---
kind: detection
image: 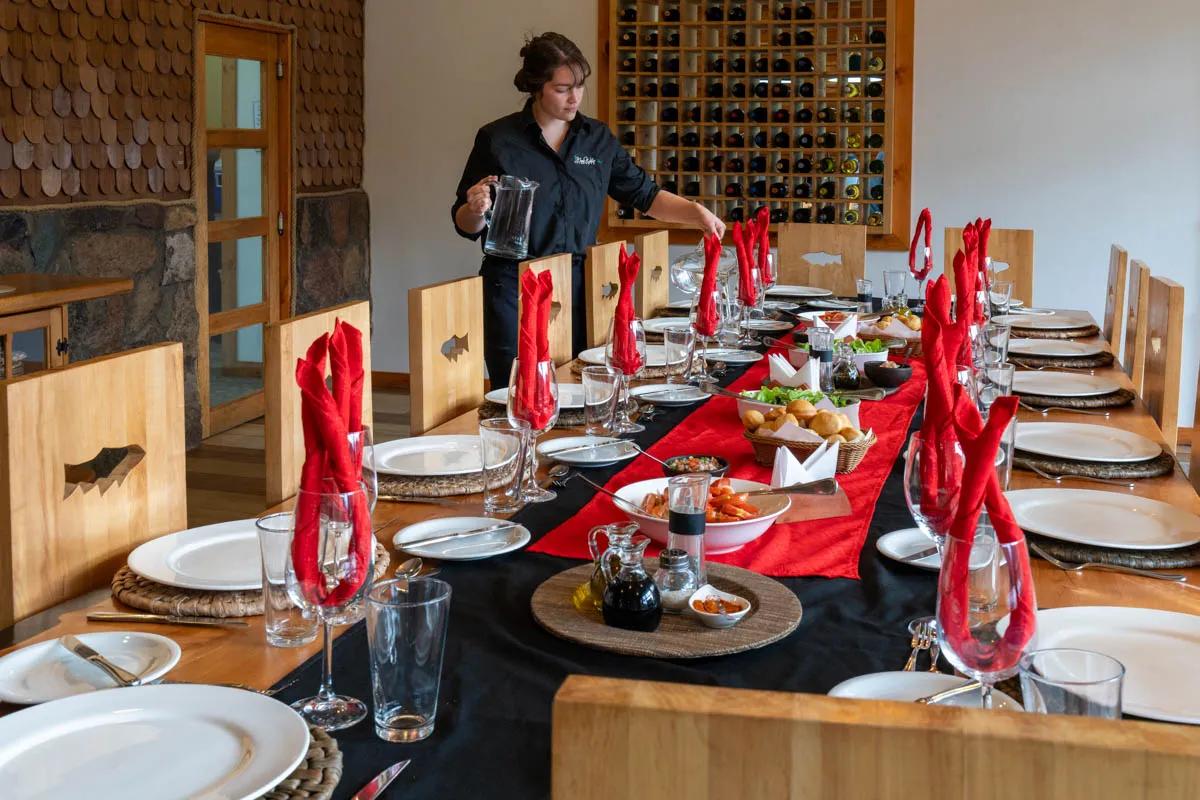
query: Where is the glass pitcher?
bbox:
[600,533,662,632]
[484,175,539,260]
[572,522,640,611]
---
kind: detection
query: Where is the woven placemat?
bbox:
[259,727,343,800]
[1017,388,1135,410]
[531,560,802,659]
[568,354,703,379]
[112,542,392,617]
[379,470,484,497]
[1029,533,1200,570]
[1009,324,1100,340]
[477,400,586,429]
[1014,449,1175,480]
[1009,351,1115,370]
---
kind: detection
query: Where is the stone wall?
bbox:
[295,190,371,315]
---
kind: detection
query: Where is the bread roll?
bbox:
[742,409,765,430]
[826,433,847,444]
[780,413,799,429]
[838,426,863,442]
[809,409,841,437]
[786,398,817,419]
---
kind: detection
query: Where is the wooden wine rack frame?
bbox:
[598,0,913,249]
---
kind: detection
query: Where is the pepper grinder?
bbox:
[808,327,835,393]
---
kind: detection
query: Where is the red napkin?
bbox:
[611,244,643,374]
[917,277,964,521]
[953,223,981,365]
[291,320,372,607]
[908,208,933,281]
[733,221,757,308]
[977,217,992,292]
[517,269,556,429]
[753,206,772,285]
[695,233,721,337]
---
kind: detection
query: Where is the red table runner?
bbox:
[529,354,926,579]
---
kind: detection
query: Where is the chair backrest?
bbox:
[634,230,670,319]
[776,223,865,296]
[1142,275,1185,452]
[519,253,574,365]
[1102,244,1129,357]
[552,675,1200,800]
[265,301,374,505]
[585,241,623,348]
[1123,260,1151,393]
[944,227,1035,304]
[1193,372,1200,496]
[406,278,484,437]
[0,344,187,627]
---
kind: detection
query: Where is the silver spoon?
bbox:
[394,556,423,579]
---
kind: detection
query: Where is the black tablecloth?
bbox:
[272,357,935,800]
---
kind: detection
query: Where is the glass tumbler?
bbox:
[366,578,453,742]
[581,366,621,435]
[257,512,318,647]
[663,326,696,384]
[883,269,908,310]
[479,418,529,514]
[855,277,874,313]
[1020,649,1124,719]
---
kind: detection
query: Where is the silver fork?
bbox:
[1029,541,1187,583]
[1016,363,1095,375]
[1019,400,1110,418]
[1025,462,1136,489]
[902,620,932,671]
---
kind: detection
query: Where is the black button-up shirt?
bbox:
[451,100,660,267]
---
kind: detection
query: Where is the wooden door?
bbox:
[195,20,293,437]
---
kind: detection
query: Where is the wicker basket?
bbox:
[743,429,876,473]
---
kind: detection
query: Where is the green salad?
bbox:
[739,387,852,408]
[849,338,887,354]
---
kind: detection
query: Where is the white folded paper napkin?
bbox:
[768,353,818,388]
[771,439,840,487]
[812,311,858,341]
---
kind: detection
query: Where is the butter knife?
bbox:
[399,523,519,550]
[351,759,411,800]
[59,634,141,686]
[87,611,249,628]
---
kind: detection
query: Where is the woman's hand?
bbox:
[466,175,497,217]
[694,202,726,240]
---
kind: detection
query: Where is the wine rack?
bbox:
[599,0,913,248]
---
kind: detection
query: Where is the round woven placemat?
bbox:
[1009,324,1100,340]
[1029,533,1200,570]
[1014,449,1174,480]
[112,542,392,617]
[568,354,703,379]
[260,727,343,800]
[1009,351,1115,370]
[531,560,802,659]
[379,470,484,497]
[477,400,585,429]
[1016,388,1135,410]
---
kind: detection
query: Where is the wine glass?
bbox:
[689,283,725,385]
[936,514,1037,709]
[506,358,560,503]
[736,266,764,345]
[347,427,377,512]
[990,280,1014,315]
[286,482,375,730]
[604,316,648,434]
[902,432,964,553]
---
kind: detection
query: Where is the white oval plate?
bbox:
[1015,422,1161,463]
[0,632,181,704]
[642,317,693,335]
[763,300,800,311]
[704,348,763,363]
[993,313,1091,330]
[375,434,481,477]
[393,516,530,561]
[745,318,794,331]
[1012,372,1122,398]
[0,684,309,800]
[578,344,670,367]
[828,671,1021,710]
[1008,338,1105,358]
[128,518,262,591]
[875,528,941,572]
[767,284,833,298]
[630,383,708,406]
[1005,488,1200,550]
[485,383,585,410]
[1008,298,1025,308]
[538,435,637,467]
[1036,606,1200,724]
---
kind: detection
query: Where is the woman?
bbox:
[452,32,725,388]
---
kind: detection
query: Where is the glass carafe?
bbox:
[601,533,662,632]
[573,522,640,611]
[484,175,539,259]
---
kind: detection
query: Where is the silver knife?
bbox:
[901,546,940,564]
[546,440,635,458]
[59,634,142,687]
[351,759,411,800]
[87,611,250,628]
[400,523,519,550]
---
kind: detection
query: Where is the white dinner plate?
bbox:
[631,383,708,406]
[745,318,794,331]
[1005,488,1200,550]
[0,684,309,799]
[578,344,671,367]
[1011,372,1122,398]
[703,348,763,363]
[992,313,1090,329]
[485,383,585,410]
[1015,422,1161,463]
[127,518,261,591]
[1008,338,1106,358]
[375,434,481,477]
[665,299,693,310]
[875,528,941,572]
[0,633,181,705]
[641,317,693,335]
[767,284,833,298]
[1008,299,1025,308]
[1036,606,1200,724]
[538,435,638,467]
[828,671,1021,710]
[763,300,800,311]
[393,516,530,561]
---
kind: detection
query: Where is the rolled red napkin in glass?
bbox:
[908,208,933,281]
[733,221,757,308]
[517,269,556,430]
[695,232,721,337]
[953,224,980,364]
[611,244,643,374]
[753,206,772,285]
[917,276,963,517]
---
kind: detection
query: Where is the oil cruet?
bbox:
[572,522,640,612]
[600,533,662,632]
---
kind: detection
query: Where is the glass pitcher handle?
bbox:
[482,176,500,227]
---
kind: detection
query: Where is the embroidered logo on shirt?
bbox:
[573,154,599,166]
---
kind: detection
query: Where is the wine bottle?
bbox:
[871,108,885,123]
[776,4,793,20]
[749,106,768,123]
[843,107,862,123]
[797,106,814,123]
[710,57,725,73]
[753,56,770,73]
[798,81,814,98]
[816,180,835,198]
[867,158,884,174]
[773,131,790,148]
[775,157,790,173]
[817,106,836,123]
[727,157,745,172]
[724,181,744,197]
[620,82,636,97]
[817,133,837,148]
[664,155,678,171]
[665,56,679,72]
[729,30,746,46]
[729,206,746,222]
[729,5,747,21]
[662,180,678,194]
[752,82,769,98]
[868,55,885,72]
[643,82,659,97]
[845,183,861,200]
[621,130,636,146]
[665,132,679,146]
[667,31,681,47]
[869,29,886,44]
[869,184,884,200]
[709,130,724,147]
[706,5,724,21]
[663,8,680,21]
[797,3,815,20]
[683,181,701,196]
[773,58,790,72]
[619,7,637,22]
[661,107,679,122]
[866,133,883,148]
[843,209,861,225]
[796,29,815,46]
[845,133,862,148]
[730,56,747,73]
[769,181,788,198]
[776,31,792,46]
[843,82,861,98]
[706,155,724,172]
[748,180,767,198]
[772,108,790,123]
[619,30,637,47]
[708,105,723,123]
[706,82,724,98]
[682,156,700,171]
[749,155,767,172]
[771,83,790,98]
[865,81,883,98]
[685,105,700,123]
[770,208,788,223]
[796,132,813,149]
[731,82,747,98]
[848,52,862,71]
[793,206,813,223]
[617,205,635,219]
[682,131,701,147]
[793,180,812,198]
[867,212,883,226]
[752,131,767,148]
[643,57,659,72]
[817,205,836,224]
[727,108,745,123]
[794,156,812,173]
[662,82,680,97]
[620,107,636,122]
[726,132,745,148]
[644,31,659,46]
[795,56,814,72]
[620,56,636,72]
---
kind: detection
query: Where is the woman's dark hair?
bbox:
[513,33,591,96]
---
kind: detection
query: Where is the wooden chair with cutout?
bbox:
[519,253,574,365]
[634,231,670,319]
[1142,275,1184,452]
[944,227,1035,305]
[1123,260,1151,394]
[406,279,484,438]
[776,223,866,296]
[1102,244,1128,359]
[585,241,624,348]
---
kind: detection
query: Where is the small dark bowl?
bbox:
[661,454,730,478]
[865,360,913,388]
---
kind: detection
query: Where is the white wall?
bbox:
[366,0,1199,421]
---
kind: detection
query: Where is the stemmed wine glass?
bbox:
[902,432,965,553]
[736,265,764,346]
[689,281,725,385]
[286,482,375,730]
[506,358,560,503]
[346,426,377,512]
[604,316,648,434]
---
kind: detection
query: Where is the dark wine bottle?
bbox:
[795,56,814,72]
[797,3,815,20]
[705,5,724,21]
[727,157,745,172]
[620,107,636,121]
[683,180,701,196]
[818,157,836,174]
[727,108,745,123]
[793,206,813,223]
[748,180,767,197]
[796,29,815,46]
[773,58,790,72]
[752,82,769,98]
[729,206,746,222]
[706,155,724,171]
[619,30,637,47]
[817,132,837,148]
[685,105,700,122]
[871,108,885,123]
[708,131,723,147]
[769,181,787,198]
[845,183,862,200]
[868,55,885,72]
[619,7,637,22]
[664,156,678,171]
[667,31,680,47]
[797,81,813,98]
[772,131,790,148]
[817,180,835,198]
[642,57,658,72]
[727,132,745,148]
[764,208,783,223]
[793,180,812,198]
[729,5,747,21]
[644,31,659,46]
[730,56,747,73]
[817,204,836,224]
[777,31,792,46]
[664,132,679,146]
[847,52,862,71]
[620,82,636,97]
[776,157,790,173]
[665,57,679,72]
[749,155,767,172]
[682,131,701,147]
[776,4,793,20]
[724,181,743,197]
[662,180,678,194]
[731,82,747,98]
[794,156,812,173]
[661,106,679,122]
[682,156,700,171]
[797,106,814,123]
[869,29,886,44]
[710,57,725,73]
[617,204,635,218]
[729,30,746,46]
[749,106,768,123]
[707,105,723,123]
[796,132,813,149]
[619,56,636,72]
[621,130,636,146]
[643,82,658,97]
[869,184,884,200]
[865,81,883,98]
[772,108,790,123]
[706,82,723,98]
[663,8,680,21]
[771,83,790,98]
[753,56,769,73]
[843,107,862,123]
[866,133,884,148]
[662,82,680,97]
[867,159,884,174]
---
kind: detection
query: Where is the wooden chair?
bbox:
[634,230,670,319]
[0,344,187,627]
[1123,260,1151,394]
[553,676,1200,800]
[944,227,1035,305]
[585,241,623,348]
[264,301,374,505]
[1102,244,1128,358]
[1142,276,1185,452]
[406,278,484,437]
[776,223,865,296]
[1193,372,1200,495]
[519,253,574,365]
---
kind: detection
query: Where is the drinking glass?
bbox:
[902,432,964,552]
[718,272,741,346]
[604,316,648,434]
[479,418,528,514]
[257,512,318,647]
[855,277,874,313]
[883,269,908,311]
[990,280,1014,315]
[663,326,696,384]
[285,484,375,730]
[936,516,1037,710]
[762,251,777,292]
[690,282,725,384]
[1019,649,1125,719]
[975,362,1015,415]
[975,323,1011,368]
[581,366,621,435]
[347,427,377,512]
[955,364,980,408]
[506,358,560,503]
[366,578,453,742]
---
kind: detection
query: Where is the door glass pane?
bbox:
[205,56,264,129]
[208,237,265,313]
[209,323,263,407]
[206,148,264,221]
[3,329,48,377]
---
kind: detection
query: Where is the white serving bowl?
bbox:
[612,477,789,554]
[685,584,752,628]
